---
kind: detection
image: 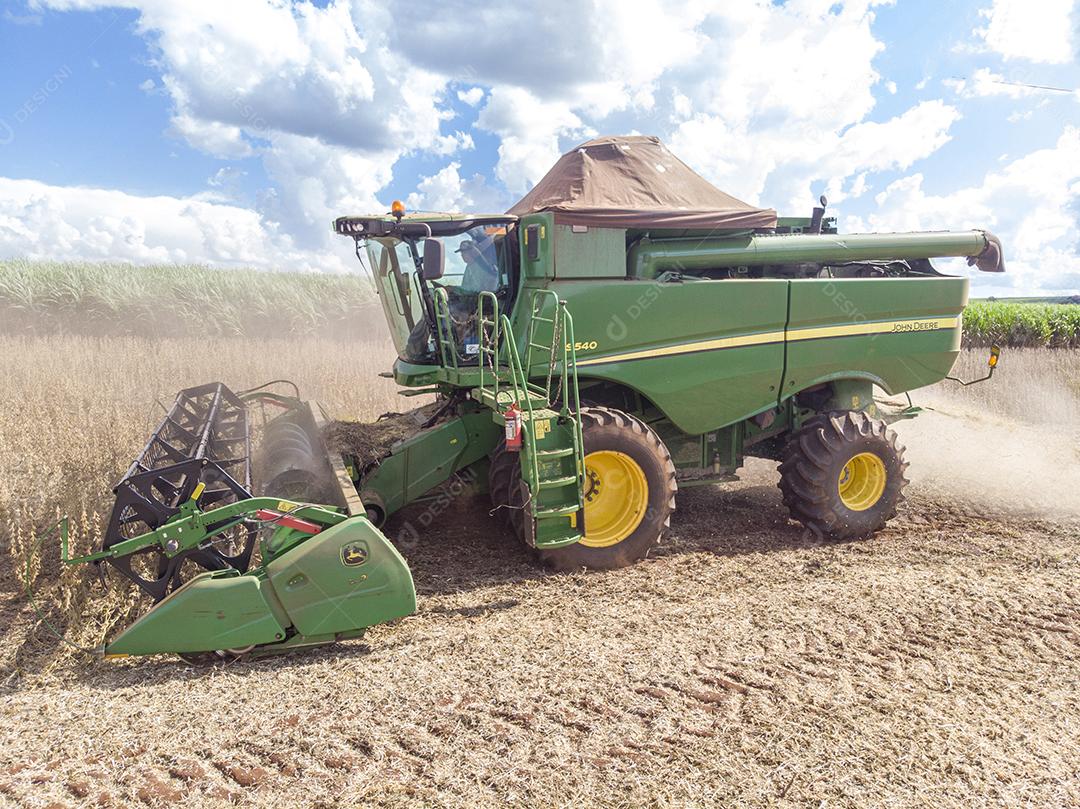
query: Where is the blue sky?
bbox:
[0,0,1077,295]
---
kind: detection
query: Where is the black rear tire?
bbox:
[778,410,908,540]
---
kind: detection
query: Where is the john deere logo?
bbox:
[340,541,369,567]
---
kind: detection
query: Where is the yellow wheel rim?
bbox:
[837,452,887,511]
[580,450,649,548]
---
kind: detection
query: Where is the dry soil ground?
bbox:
[0,342,1078,808]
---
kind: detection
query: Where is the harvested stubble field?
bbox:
[1,337,1079,808]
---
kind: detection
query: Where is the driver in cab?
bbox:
[442,235,500,359]
[455,237,499,294]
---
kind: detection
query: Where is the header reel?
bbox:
[102,383,256,601]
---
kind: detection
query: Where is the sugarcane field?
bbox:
[1,2,1079,808]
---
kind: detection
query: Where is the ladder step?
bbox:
[535,505,580,518]
[538,475,578,489]
[534,533,582,550]
[536,447,575,459]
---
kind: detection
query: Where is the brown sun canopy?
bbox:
[507,135,777,231]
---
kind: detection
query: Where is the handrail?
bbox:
[559,301,585,474]
[523,290,562,394]
[501,317,539,490]
[432,287,458,370]
[476,291,500,400]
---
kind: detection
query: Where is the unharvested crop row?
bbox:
[0,260,382,340]
[963,300,1080,348]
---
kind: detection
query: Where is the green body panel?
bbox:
[474,274,967,436]
[525,278,789,434]
[106,570,288,655]
[266,516,416,638]
[390,272,967,439]
[782,277,968,397]
[359,409,501,518]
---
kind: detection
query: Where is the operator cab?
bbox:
[334,211,519,366]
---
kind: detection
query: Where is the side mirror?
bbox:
[422,238,445,280]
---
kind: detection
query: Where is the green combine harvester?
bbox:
[62,136,1004,662]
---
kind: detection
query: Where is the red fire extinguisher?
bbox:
[504,403,523,451]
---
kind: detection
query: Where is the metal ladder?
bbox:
[476,290,586,548]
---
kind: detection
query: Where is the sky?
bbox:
[0,0,1078,297]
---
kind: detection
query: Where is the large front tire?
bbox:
[538,407,677,571]
[778,410,908,540]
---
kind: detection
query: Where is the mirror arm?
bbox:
[406,238,443,357]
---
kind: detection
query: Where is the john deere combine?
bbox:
[63,136,1004,661]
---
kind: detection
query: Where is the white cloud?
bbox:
[456,87,484,107]
[386,0,701,108]
[138,78,155,92]
[169,112,254,160]
[395,0,704,191]
[32,0,471,248]
[259,133,395,249]
[829,100,960,174]
[476,87,590,195]
[430,130,475,156]
[0,176,355,272]
[671,95,958,211]
[668,0,921,208]
[974,0,1076,63]
[404,162,511,213]
[406,162,470,212]
[3,9,43,25]
[846,127,1080,294]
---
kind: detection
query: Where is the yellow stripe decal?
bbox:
[576,330,783,366]
[575,316,959,367]
[787,316,960,342]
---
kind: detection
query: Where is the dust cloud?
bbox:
[893,384,1080,518]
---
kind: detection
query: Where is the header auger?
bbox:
[61,135,1003,662]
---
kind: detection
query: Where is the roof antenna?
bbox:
[810,195,827,234]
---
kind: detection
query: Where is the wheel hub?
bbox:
[837,452,887,511]
[584,468,602,502]
[580,450,649,548]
